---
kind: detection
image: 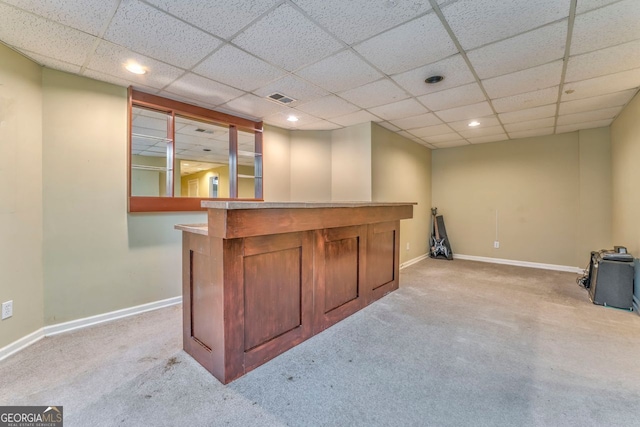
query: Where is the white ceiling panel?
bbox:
[193,45,286,92]
[86,41,185,89]
[482,61,563,99]
[467,21,567,79]
[409,124,456,138]
[459,125,504,139]
[104,0,220,69]
[571,0,640,55]
[2,0,115,36]
[391,54,476,97]
[295,95,360,119]
[492,86,560,113]
[22,50,82,74]
[418,83,486,111]
[467,134,508,144]
[423,133,463,143]
[294,50,383,93]
[155,91,219,111]
[431,140,470,149]
[377,122,401,132]
[565,39,640,83]
[145,0,280,40]
[389,113,443,130]
[164,73,244,107]
[220,93,288,119]
[447,116,501,132]
[367,98,428,121]
[435,101,493,122]
[232,3,342,71]
[508,127,555,139]
[562,68,640,101]
[504,117,556,133]
[556,119,613,134]
[576,0,622,14]
[291,0,432,45]
[499,104,557,124]
[295,120,343,131]
[253,75,329,104]
[556,106,622,126]
[330,110,380,127]
[338,79,409,109]
[353,13,457,75]
[0,3,98,66]
[397,130,417,140]
[441,0,569,50]
[559,90,636,115]
[263,110,319,129]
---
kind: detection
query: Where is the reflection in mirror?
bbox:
[175,116,230,198]
[238,129,259,199]
[131,106,171,197]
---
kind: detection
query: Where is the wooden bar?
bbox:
[176,201,414,384]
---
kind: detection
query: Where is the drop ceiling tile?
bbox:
[557,106,622,126]
[459,125,504,139]
[392,54,475,97]
[559,90,636,115]
[291,0,432,45]
[253,75,329,104]
[220,93,289,119]
[498,104,557,124]
[447,116,501,131]
[232,3,342,71]
[353,13,457,75]
[441,0,569,50]
[571,0,640,55]
[389,113,443,130]
[295,50,383,93]
[330,110,379,127]
[338,79,410,109]
[86,41,185,89]
[417,83,486,111]
[467,134,509,144]
[0,3,98,66]
[154,91,219,111]
[492,86,560,113]
[409,124,456,138]
[397,130,417,140]
[467,21,567,79]
[3,0,115,36]
[504,117,556,133]
[193,45,286,92]
[556,119,613,134]
[435,101,493,122]
[367,98,429,121]
[576,0,621,14]
[508,127,555,139]
[145,0,281,40]
[423,133,463,143]
[22,51,81,74]
[482,61,563,99]
[565,39,640,83]
[263,111,319,129]
[104,0,220,69]
[562,68,640,100]
[295,95,361,119]
[164,73,244,107]
[377,122,401,132]
[296,120,343,131]
[431,140,470,148]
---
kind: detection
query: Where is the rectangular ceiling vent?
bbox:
[195,128,214,134]
[267,92,296,105]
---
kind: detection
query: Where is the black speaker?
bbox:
[588,253,634,310]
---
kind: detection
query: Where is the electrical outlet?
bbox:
[494,241,500,249]
[2,300,12,320]
[406,242,410,251]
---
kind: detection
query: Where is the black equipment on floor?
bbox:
[587,250,634,310]
[430,207,453,260]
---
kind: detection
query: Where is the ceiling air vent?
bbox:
[195,128,214,134]
[267,92,296,105]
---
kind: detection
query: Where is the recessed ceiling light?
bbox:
[425,75,444,84]
[184,163,189,166]
[468,121,480,127]
[287,115,299,122]
[125,62,146,75]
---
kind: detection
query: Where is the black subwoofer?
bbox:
[588,252,634,310]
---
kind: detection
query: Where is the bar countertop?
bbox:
[199,201,416,210]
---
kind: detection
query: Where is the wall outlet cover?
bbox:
[2,300,13,319]
[494,241,500,249]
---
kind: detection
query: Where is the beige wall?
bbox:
[331,123,372,201]
[263,125,291,201]
[290,130,332,201]
[611,91,640,256]
[0,45,44,347]
[180,165,255,198]
[42,69,205,325]
[371,123,432,264]
[432,130,611,267]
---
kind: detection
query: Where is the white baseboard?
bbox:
[453,254,583,274]
[0,296,182,362]
[400,253,430,270]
